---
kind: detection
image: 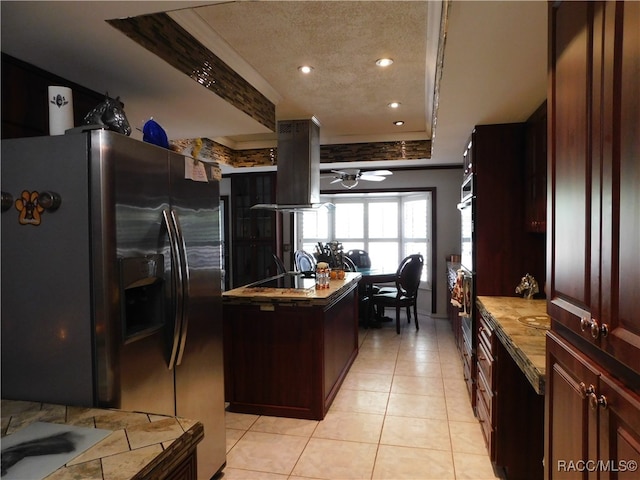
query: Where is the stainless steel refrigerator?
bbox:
[1,130,226,479]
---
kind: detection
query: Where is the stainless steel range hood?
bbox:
[252,117,332,212]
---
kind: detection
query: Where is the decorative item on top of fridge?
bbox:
[142,117,169,149]
[82,93,131,136]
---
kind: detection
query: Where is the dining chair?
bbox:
[372,254,424,334]
[272,253,286,274]
[346,249,372,269]
[294,250,316,273]
[342,255,357,272]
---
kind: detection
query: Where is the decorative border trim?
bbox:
[108,13,275,131]
[172,137,431,168]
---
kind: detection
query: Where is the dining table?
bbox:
[356,267,397,327]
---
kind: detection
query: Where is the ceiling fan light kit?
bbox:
[326,169,393,189]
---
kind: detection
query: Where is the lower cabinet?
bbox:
[478,310,544,479]
[223,285,359,420]
[545,332,640,480]
[476,314,496,458]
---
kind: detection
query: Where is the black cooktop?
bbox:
[247,273,316,290]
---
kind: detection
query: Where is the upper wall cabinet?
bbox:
[231,173,279,288]
[524,101,547,233]
[548,0,640,373]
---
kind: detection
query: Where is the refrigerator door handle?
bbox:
[163,209,183,370]
[171,210,191,366]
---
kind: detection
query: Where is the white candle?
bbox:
[48,86,74,135]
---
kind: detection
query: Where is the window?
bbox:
[300,192,432,287]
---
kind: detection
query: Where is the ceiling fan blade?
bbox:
[330,178,343,184]
[360,175,386,182]
[364,169,393,176]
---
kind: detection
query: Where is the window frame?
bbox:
[299,189,434,290]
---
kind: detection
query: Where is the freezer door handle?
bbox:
[163,209,184,370]
[171,210,191,366]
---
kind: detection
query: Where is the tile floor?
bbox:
[222,316,502,480]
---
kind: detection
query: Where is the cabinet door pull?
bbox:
[589,392,608,410]
[580,317,591,332]
[579,382,595,399]
[589,318,609,339]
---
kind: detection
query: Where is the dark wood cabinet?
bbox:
[230,172,280,287]
[476,313,496,459]
[546,332,640,480]
[545,332,601,480]
[546,2,640,478]
[469,123,546,298]
[458,123,547,408]
[548,0,640,374]
[524,101,547,233]
[223,283,359,420]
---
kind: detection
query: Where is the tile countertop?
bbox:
[476,296,549,395]
[223,272,361,305]
[1,399,203,480]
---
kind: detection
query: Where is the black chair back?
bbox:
[346,249,372,269]
[396,254,424,297]
[342,255,357,272]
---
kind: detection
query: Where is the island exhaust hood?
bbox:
[252,117,331,212]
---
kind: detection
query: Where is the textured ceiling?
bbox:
[191,1,431,143]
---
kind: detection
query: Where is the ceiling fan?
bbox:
[325,169,393,189]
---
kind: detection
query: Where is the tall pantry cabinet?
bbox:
[545,2,640,479]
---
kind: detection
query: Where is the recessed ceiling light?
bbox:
[298,65,314,74]
[393,120,405,126]
[375,58,394,67]
[388,102,401,109]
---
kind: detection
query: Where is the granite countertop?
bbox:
[476,296,548,395]
[1,399,203,480]
[223,272,361,306]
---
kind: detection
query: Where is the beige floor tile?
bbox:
[394,359,443,378]
[329,388,390,415]
[225,411,259,430]
[386,392,448,420]
[221,467,288,479]
[381,416,451,451]
[400,334,438,350]
[372,445,456,480]
[291,437,377,479]
[453,452,502,479]
[444,394,477,423]
[249,415,318,437]
[391,374,445,397]
[342,371,394,392]
[351,356,397,375]
[397,348,441,363]
[226,431,308,475]
[449,421,488,455]
[226,428,245,453]
[312,410,384,443]
[443,377,470,398]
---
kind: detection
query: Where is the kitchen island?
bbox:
[222,272,361,420]
[1,399,203,480]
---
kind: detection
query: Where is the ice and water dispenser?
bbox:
[120,255,164,342]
